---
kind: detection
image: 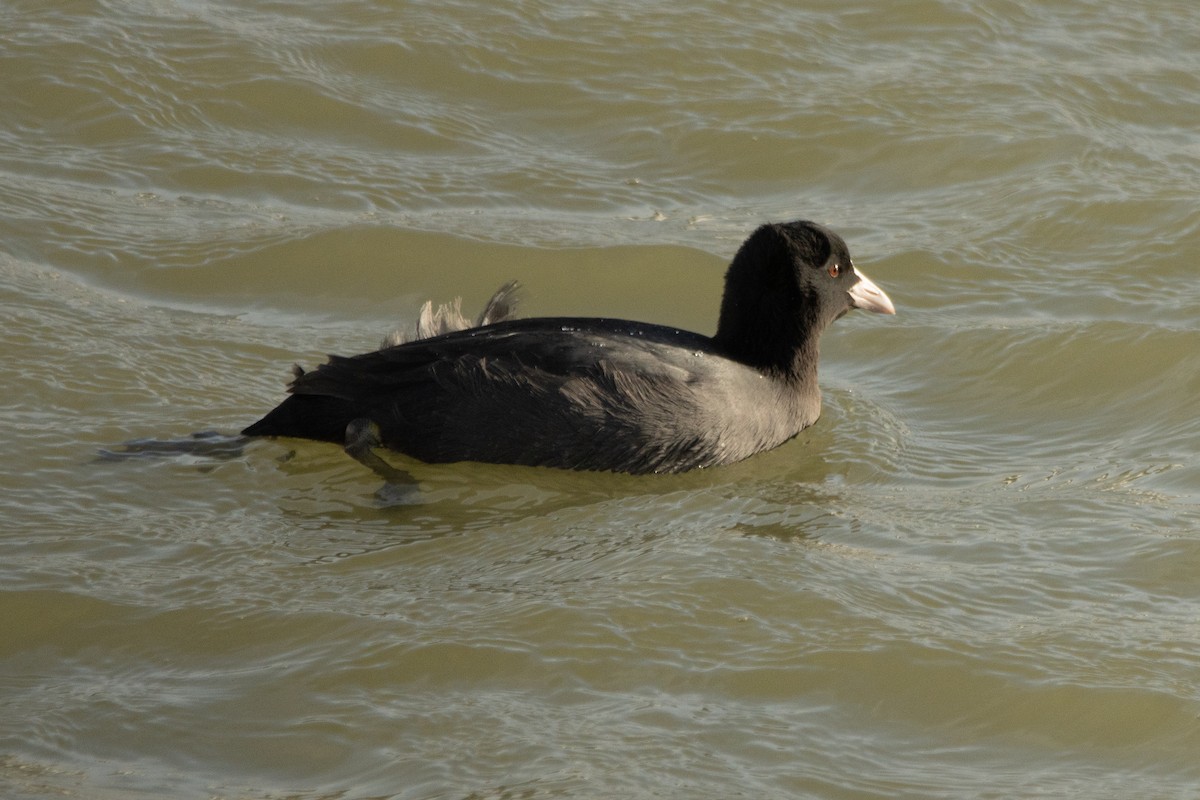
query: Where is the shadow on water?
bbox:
[91,421,857,568]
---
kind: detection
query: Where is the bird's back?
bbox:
[243,317,816,473]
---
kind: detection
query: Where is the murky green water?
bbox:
[2,1,1199,798]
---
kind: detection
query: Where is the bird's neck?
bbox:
[715,303,823,386]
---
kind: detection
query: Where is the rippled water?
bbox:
[2,1,1199,798]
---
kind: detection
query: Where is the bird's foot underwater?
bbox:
[98,424,419,502]
[343,418,421,504]
[96,430,250,463]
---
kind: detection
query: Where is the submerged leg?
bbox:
[96,430,250,461]
[343,418,419,500]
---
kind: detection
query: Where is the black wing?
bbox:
[244,318,732,473]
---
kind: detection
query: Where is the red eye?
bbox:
[828,263,841,278]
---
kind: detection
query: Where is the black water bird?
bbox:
[242,220,895,474]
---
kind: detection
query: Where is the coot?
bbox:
[243,220,895,474]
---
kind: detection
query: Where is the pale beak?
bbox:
[848,269,896,315]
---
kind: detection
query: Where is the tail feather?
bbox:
[241,394,359,444]
[246,281,520,446]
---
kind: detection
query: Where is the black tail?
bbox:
[241,394,360,444]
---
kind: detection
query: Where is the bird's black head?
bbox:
[714,220,894,374]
